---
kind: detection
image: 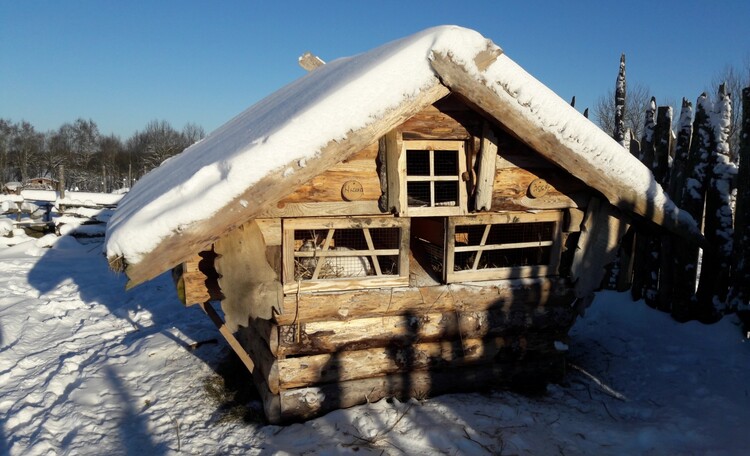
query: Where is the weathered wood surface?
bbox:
[214,220,283,326]
[384,130,403,214]
[298,51,325,71]
[177,251,223,306]
[475,122,498,211]
[236,324,279,394]
[273,304,574,358]
[491,166,588,211]
[119,82,451,286]
[571,197,628,298]
[200,301,256,375]
[257,200,383,218]
[278,143,381,204]
[276,356,564,421]
[276,277,567,325]
[277,333,558,389]
[399,104,472,140]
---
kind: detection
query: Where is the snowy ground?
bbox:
[1,231,748,455]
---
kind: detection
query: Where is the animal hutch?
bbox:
[105,27,700,423]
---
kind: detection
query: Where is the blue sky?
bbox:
[2,0,748,139]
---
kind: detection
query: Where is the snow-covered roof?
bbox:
[105,25,700,286]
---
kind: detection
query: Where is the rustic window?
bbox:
[400,140,467,216]
[283,217,409,293]
[413,212,563,283]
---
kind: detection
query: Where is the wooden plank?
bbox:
[274,278,564,325]
[298,51,325,71]
[178,251,223,306]
[200,301,255,374]
[120,82,451,287]
[277,334,556,389]
[385,130,403,213]
[256,218,282,246]
[283,276,409,294]
[257,200,383,218]
[475,122,498,211]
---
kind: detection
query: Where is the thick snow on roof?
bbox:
[106,26,485,265]
[105,25,697,269]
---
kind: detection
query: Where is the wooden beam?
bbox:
[475,122,498,211]
[200,301,255,374]
[299,52,325,71]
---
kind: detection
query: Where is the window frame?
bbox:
[398,140,468,217]
[282,216,410,294]
[444,211,563,283]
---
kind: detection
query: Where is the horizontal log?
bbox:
[277,333,559,389]
[179,251,223,306]
[275,303,575,357]
[277,355,565,421]
[276,277,566,325]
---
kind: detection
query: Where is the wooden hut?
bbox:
[105,26,700,423]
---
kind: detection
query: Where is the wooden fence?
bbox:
[602,76,750,323]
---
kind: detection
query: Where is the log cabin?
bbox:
[104,26,701,423]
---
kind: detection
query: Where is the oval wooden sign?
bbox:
[528,178,550,198]
[341,180,364,201]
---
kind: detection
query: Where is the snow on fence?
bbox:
[600,70,750,323]
[0,189,124,238]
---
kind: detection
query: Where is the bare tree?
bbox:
[9,121,45,183]
[594,82,652,142]
[710,62,750,162]
[0,119,13,186]
[182,122,205,146]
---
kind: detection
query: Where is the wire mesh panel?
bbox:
[446,212,562,282]
[284,218,409,293]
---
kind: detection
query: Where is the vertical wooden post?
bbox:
[696,84,736,321]
[58,165,65,200]
[653,106,673,311]
[631,99,657,301]
[727,87,750,311]
[669,100,695,322]
[671,93,713,321]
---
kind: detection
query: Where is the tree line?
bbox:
[0,118,205,193]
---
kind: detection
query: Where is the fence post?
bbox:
[727,87,750,311]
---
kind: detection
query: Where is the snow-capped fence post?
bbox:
[670,93,714,320]
[614,54,627,149]
[630,99,657,302]
[601,54,632,291]
[669,100,696,321]
[727,86,750,311]
[652,106,673,311]
[696,84,737,320]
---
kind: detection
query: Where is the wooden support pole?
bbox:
[199,301,255,374]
